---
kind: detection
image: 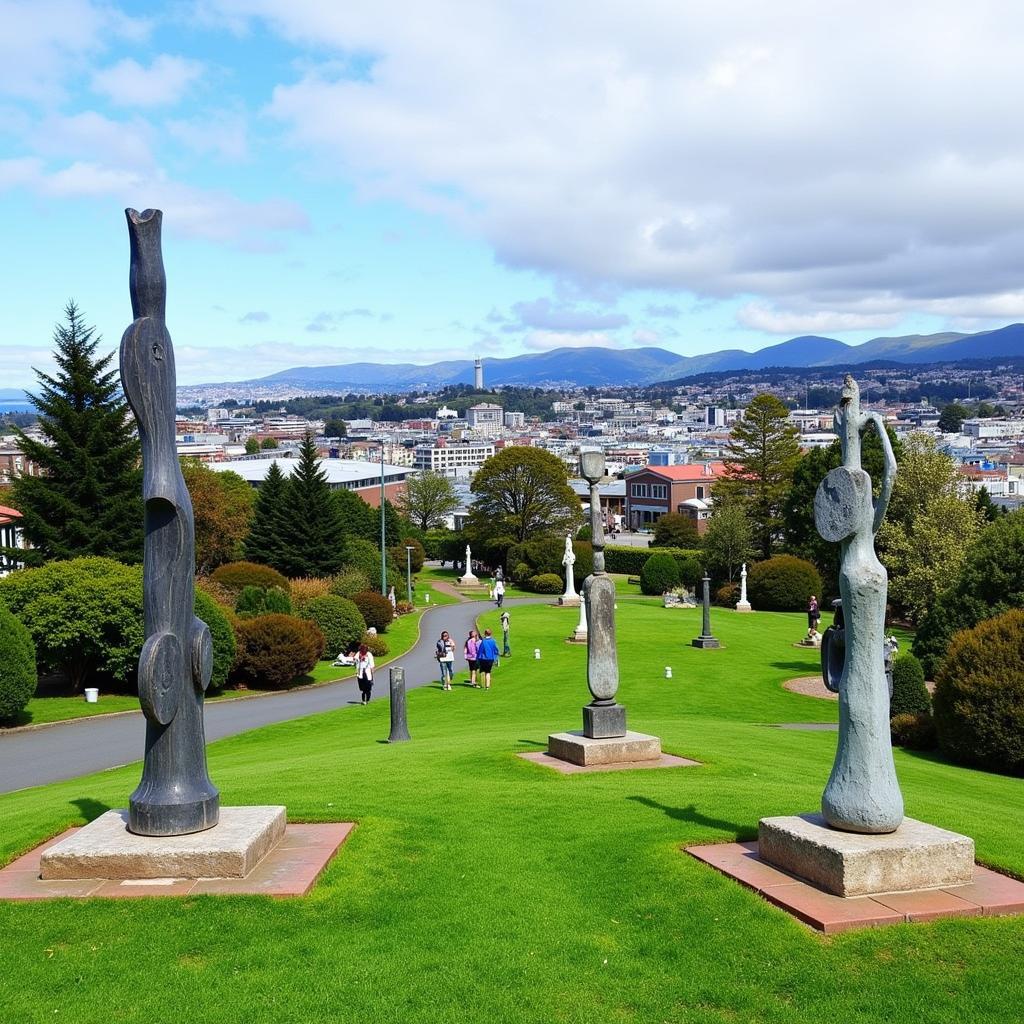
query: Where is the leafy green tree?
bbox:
[702,498,755,582]
[975,485,1005,522]
[400,470,460,531]
[244,461,289,568]
[877,433,985,624]
[467,447,582,561]
[324,418,348,438]
[10,302,142,564]
[0,601,36,722]
[260,437,279,450]
[937,403,967,433]
[334,487,378,543]
[244,437,260,454]
[274,433,347,577]
[181,463,255,574]
[717,393,801,559]
[652,512,700,549]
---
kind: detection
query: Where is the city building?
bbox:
[0,504,25,576]
[503,411,526,429]
[624,462,726,531]
[413,439,495,477]
[465,403,504,437]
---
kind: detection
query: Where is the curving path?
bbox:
[0,597,541,795]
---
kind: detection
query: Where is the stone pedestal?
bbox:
[40,806,287,881]
[735,600,752,613]
[457,573,479,586]
[547,730,662,767]
[559,595,581,607]
[758,813,974,897]
[691,635,721,649]
[583,702,626,738]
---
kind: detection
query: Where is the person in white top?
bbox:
[355,643,375,705]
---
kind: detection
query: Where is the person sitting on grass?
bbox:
[476,628,500,690]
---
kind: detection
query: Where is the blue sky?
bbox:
[2,1,1022,388]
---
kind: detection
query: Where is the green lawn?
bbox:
[1,603,1021,1024]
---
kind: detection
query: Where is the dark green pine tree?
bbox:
[10,302,143,565]
[275,433,346,577]
[243,459,289,567]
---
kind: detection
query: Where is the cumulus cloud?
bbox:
[736,304,903,335]
[239,310,271,324]
[522,330,629,352]
[202,0,1024,322]
[511,297,629,332]
[92,55,204,107]
[305,308,376,332]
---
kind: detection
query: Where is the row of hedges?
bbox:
[506,537,593,589]
[604,545,701,577]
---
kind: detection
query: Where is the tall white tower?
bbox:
[474,356,484,390]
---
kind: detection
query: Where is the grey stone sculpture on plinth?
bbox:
[757,375,974,898]
[120,208,220,837]
[691,573,721,648]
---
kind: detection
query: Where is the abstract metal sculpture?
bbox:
[120,208,220,837]
[814,375,901,834]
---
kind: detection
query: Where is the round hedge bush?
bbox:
[361,632,390,658]
[640,553,681,595]
[353,590,394,633]
[193,588,235,692]
[747,556,822,611]
[231,614,325,689]
[288,577,334,612]
[932,609,1024,774]
[212,561,290,594]
[299,595,366,657]
[528,573,564,594]
[0,601,36,722]
[330,568,372,599]
[890,652,930,719]
[890,712,937,750]
[235,585,292,617]
[714,582,739,607]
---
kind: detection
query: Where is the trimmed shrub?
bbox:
[604,544,702,578]
[340,538,402,594]
[640,553,681,595]
[933,609,1024,775]
[361,632,390,658]
[330,568,373,599]
[677,554,703,588]
[289,577,334,612]
[715,582,739,607]
[194,588,235,692]
[505,536,593,589]
[0,601,36,722]
[299,595,366,657]
[652,512,700,549]
[195,575,236,610]
[235,585,292,617]
[747,556,822,612]
[353,590,394,633]
[528,573,563,594]
[512,562,532,584]
[395,600,414,616]
[231,614,325,689]
[890,712,937,750]
[890,652,930,719]
[212,560,290,594]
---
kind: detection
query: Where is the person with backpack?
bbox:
[464,629,481,687]
[355,644,375,705]
[435,630,456,690]
[476,628,500,690]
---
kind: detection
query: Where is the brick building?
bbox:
[624,462,726,532]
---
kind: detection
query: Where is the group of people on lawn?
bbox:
[435,611,510,691]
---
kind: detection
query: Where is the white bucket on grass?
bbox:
[84,688,99,704]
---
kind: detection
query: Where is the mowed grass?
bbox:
[1,603,1022,1024]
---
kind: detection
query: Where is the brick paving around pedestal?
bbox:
[685,841,1024,933]
[0,822,354,901]
[518,751,700,774]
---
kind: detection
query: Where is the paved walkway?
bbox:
[0,597,539,795]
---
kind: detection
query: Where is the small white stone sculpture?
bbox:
[559,532,580,605]
[458,543,479,586]
[736,563,752,612]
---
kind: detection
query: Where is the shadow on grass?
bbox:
[71,797,112,823]
[627,795,748,836]
[770,661,820,674]
[516,739,546,747]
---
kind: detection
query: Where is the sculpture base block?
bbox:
[691,635,721,649]
[582,702,627,738]
[457,575,479,586]
[40,806,287,880]
[566,629,588,644]
[558,595,581,606]
[547,730,661,766]
[758,813,975,897]
[735,601,752,612]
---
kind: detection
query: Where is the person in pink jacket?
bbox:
[464,629,481,687]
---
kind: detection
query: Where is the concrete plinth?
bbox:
[457,574,479,586]
[547,730,661,766]
[40,806,287,880]
[566,629,588,644]
[582,702,626,738]
[735,601,752,613]
[758,813,974,897]
[559,595,581,607]
[691,635,721,649]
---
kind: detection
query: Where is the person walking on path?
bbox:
[494,579,505,607]
[464,629,481,687]
[500,610,511,657]
[476,628,500,690]
[355,644,375,705]
[435,630,456,690]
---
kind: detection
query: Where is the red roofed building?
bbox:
[625,462,726,532]
[0,504,26,576]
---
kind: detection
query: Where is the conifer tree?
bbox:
[275,434,346,577]
[10,302,143,564]
[244,460,288,568]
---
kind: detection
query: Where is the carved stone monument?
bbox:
[547,451,661,766]
[735,563,751,612]
[558,532,580,606]
[758,376,973,895]
[458,543,479,586]
[567,587,588,643]
[691,572,721,648]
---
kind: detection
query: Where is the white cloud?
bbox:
[511,297,629,332]
[736,304,903,335]
[198,0,1024,322]
[92,54,204,107]
[522,330,628,352]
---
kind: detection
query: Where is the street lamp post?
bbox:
[379,440,387,597]
[405,545,414,605]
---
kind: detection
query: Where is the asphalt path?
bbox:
[0,597,537,795]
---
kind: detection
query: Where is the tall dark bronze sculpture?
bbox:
[120,208,220,836]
